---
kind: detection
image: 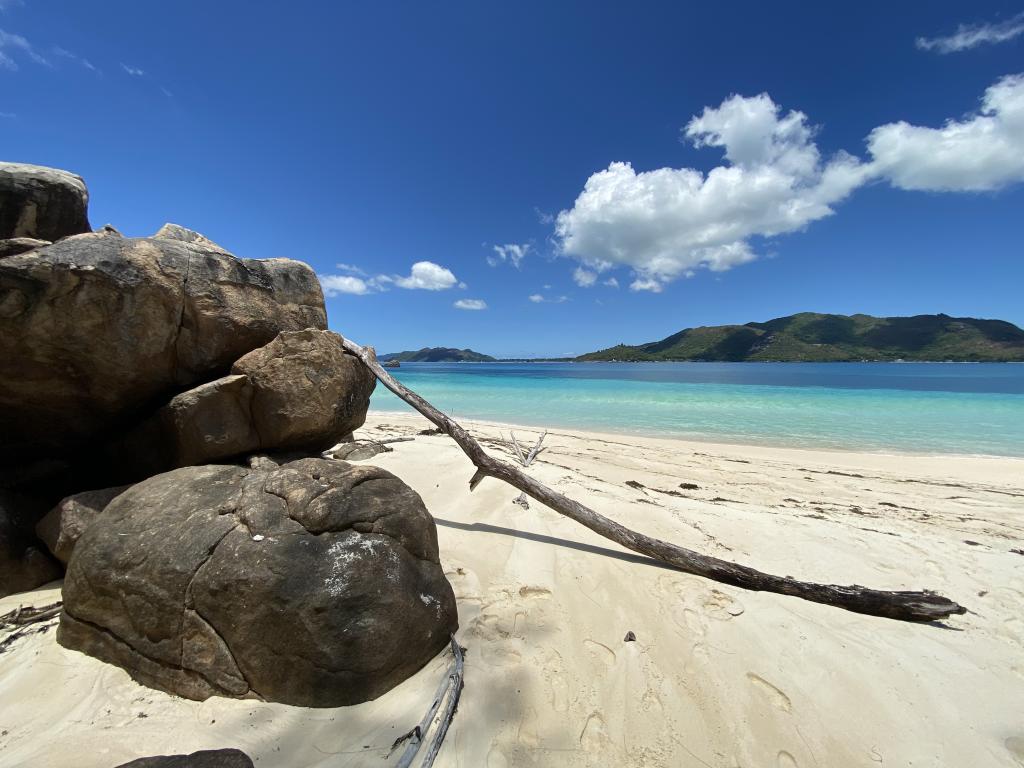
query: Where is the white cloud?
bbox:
[572,266,597,287]
[120,62,144,76]
[319,275,371,296]
[630,278,663,293]
[392,260,460,290]
[0,28,49,69]
[0,1,24,13]
[867,73,1024,192]
[454,298,487,310]
[321,260,461,294]
[528,293,568,304]
[334,262,367,276]
[556,76,1024,292]
[603,277,619,288]
[556,92,869,291]
[917,13,1024,53]
[488,243,530,268]
[52,45,96,72]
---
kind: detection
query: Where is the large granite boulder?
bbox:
[107,330,375,478]
[0,229,327,464]
[0,162,90,242]
[58,458,457,707]
[231,329,376,453]
[0,490,61,597]
[35,485,131,565]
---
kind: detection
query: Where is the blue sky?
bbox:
[2,1,1023,357]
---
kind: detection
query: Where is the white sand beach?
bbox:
[2,412,1023,768]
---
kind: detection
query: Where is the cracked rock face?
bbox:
[0,230,326,463]
[58,458,458,707]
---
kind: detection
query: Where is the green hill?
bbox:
[379,347,496,362]
[576,313,1024,362]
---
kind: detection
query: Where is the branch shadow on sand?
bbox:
[433,517,681,572]
[433,518,969,630]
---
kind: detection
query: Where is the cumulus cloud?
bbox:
[555,92,870,292]
[630,278,663,293]
[319,259,462,296]
[454,298,487,310]
[603,277,619,288]
[319,275,371,296]
[0,28,50,69]
[572,266,597,287]
[392,260,460,290]
[488,243,530,268]
[867,73,1024,192]
[917,13,1024,53]
[120,62,144,76]
[555,75,1024,292]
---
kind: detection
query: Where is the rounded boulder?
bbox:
[58,457,458,707]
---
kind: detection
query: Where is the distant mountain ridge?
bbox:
[379,347,497,362]
[575,313,1024,362]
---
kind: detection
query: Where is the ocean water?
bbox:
[369,362,1024,457]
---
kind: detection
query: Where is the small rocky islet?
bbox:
[0,161,457,707]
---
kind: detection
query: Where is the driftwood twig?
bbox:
[0,601,64,655]
[524,431,547,466]
[1,601,63,628]
[342,337,965,623]
[395,635,464,768]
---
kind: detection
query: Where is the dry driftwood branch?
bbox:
[421,636,465,768]
[524,431,547,466]
[1,601,63,628]
[0,601,64,655]
[394,635,464,768]
[343,338,966,623]
[505,430,547,468]
[504,432,528,465]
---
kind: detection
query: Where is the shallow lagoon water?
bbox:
[370,362,1024,457]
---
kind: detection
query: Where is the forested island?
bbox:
[379,347,497,362]
[575,313,1024,362]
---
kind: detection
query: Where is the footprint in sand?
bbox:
[550,673,570,712]
[583,639,616,666]
[747,673,793,713]
[469,613,522,666]
[777,751,799,767]
[579,712,613,753]
[703,588,745,620]
[518,585,552,599]
[486,745,509,768]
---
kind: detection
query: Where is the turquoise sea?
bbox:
[369,362,1024,457]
